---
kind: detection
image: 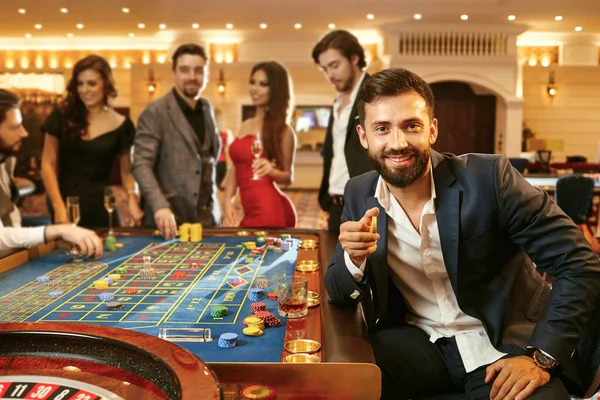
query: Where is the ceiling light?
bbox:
[122,8,129,13]
[508,15,516,21]
[328,23,336,29]
[260,23,267,29]
[554,16,562,21]
[294,23,302,29]
[34,24,42,29]
[226,23,233,29]
[159,23,166,29]
[76,23,84,29]
[128,33,135,37]
[25,33,31,38]
[460,14,468,20]
[67,33,73,38]
[60,8,68,13]
[18,9,26,14]
[414,14,422,20]
[138,23,145,29]
[575,26,582,31]
[192,23,199,29]
[366,14,374,20]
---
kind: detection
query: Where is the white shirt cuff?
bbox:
[344,251,367,281]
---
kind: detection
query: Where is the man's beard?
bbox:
[182,81,201,98]
[368,145,431,188]
[337,70,356,93]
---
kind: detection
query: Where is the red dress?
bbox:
[229,135,297,228]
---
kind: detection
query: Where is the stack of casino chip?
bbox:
[102,277,114,285]
[218,333,238,348]
[280,240,291,251]
[267,292,278,300]
[227,276,242,285]
[49,290,63,297]
[243,326,264,337]
[248,288,264,302]
[99,292,114,301]
[115,267,127,275]
[254,311,282,327]
[190,223,203,242]
[36,276,50,283]
[255,277,269,288]
[106,302,124,310]
[210,305,228,318]
[243,316,265,330]
[250,302,266,314]
[179,223,191,242]
[255,236,267,247]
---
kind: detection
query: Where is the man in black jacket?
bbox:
[325,68,600,400]
[311,30,373,232]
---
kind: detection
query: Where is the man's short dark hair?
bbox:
[311,30,366,69]
[0,89,20,126]
[171,43,208,71]
[357,68,435,126]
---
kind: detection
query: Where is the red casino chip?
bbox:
[267,292,277,300]
[254,311,272,320]
[124,289,139,294]
[240,384,276,399]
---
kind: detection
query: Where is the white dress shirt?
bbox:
[345,171,506,373]
[328,71,367,196]
[0,158,45,251]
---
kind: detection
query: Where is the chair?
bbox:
[555,175,600,254]
[567,156,588,163]
[536,150,552,173]
[508,158,529,174]
[555,175,595,225]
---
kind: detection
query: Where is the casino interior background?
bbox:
[1,0,599,234]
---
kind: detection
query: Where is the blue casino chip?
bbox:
[102,277,114,285]
[36,276,50,283]
[248,288,264,302]
[218,332,238,348]
[99,292,114,301]
[49,290,63,297]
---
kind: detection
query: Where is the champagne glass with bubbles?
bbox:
[66,196,82,262]
[251,133,263,180]
[104,187,116,236]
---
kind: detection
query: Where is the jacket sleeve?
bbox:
[494,156,600,366]
[324,181,370,306]
[132,106,170,214]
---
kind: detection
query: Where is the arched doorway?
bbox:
[430,81,497,155]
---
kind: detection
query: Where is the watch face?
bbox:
[534,351,555,368]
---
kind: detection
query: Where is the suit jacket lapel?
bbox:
[165,90,200,155]
[367,185,388,319]
[432,151,461,293]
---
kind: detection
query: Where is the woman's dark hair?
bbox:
[62,55,117,138]
[251,61,294,168]
[311,30,366,69]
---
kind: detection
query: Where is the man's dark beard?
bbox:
[183,81,200,98]
[368,146,430,188]
[339,69,356,93]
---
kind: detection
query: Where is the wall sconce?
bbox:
[147,69,157,96]
[217,69,226,96]
[546,71,557,100]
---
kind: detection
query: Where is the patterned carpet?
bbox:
[18,189,329,230]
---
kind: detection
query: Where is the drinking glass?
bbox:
[251,133,263,180]
[276,276,308,318]
[104,187,116,236]
[66,196,82,262]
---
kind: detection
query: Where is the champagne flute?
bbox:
[104,187,116,236]
[66,196,82,262]
[251,133,263,180]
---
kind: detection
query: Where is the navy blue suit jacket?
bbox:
[325,150,600,392]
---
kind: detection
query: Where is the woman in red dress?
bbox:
[221,61,297,228]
